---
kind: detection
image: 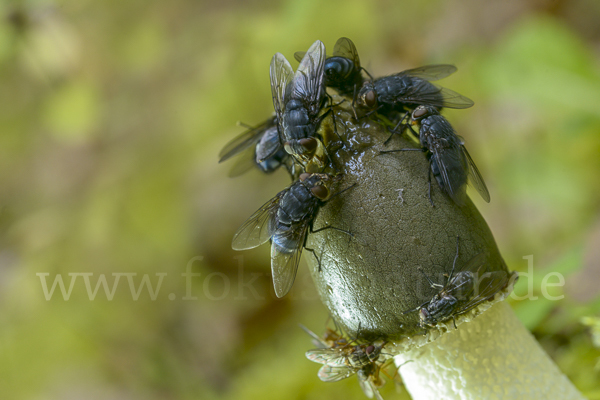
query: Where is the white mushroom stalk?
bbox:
[392,297,586,399]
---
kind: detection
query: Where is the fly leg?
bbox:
[322,93,348,147]
[350,84,359,121]
[303,223,323,272]
[379,147,426,155]
[311,224,354,238]
[307,220,354,272]
[357,104,384,122]
[447,236,460,279]
[417,266,444,289]
[304,247,322,272]
[384,112,411,145]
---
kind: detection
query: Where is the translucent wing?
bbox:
[270,222,310,297]
[462,145,491,203]
[358,375,375,399]
[454,253,510,314]
[456,252,488,274]
[401,64,457,81]
[270,52,294,133]
[295,37,356,62]
[218,116,277,163]
[358,377,384,400]
[306,347,349,366]
[402,80,474,109]
[231,191,284,250]
[227,146,256,178]
[293,51,306,63]
[430,138,469,206]
[332,37,360,67]
[317,365,357,382]
[435,86,475,109]
[291,40,326,115]
[372,387,385,400]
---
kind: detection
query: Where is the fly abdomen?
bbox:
[271,225,298,254]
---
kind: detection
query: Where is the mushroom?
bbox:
[305,98,585,399]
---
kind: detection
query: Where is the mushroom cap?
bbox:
[306,99,509,340]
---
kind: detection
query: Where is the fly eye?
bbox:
[365,345,375,354]
[365,90,377,108]
[310,185,329,200]
[413,107,428,119]
[299,138,318,154]
[299,173,311,182]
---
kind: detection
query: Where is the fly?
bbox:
[271,40,334,168]
[404,236,512,328]
[356,64,474,141]
[231,173,353,297]
[218,115,294,178]
[381,105,490,206]
[295,37,369,98]
[303,325,389,400]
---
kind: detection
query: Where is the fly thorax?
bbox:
[427,294,458,322]
[281,184,318,223]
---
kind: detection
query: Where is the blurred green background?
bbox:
[1,0,600,398]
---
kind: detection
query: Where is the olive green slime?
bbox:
[306,102,508,339]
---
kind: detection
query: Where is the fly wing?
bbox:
[461,145,491,203]
[455,253,510,314]
[317,365,357,382]
[293,51,306,62]
[306,347,349,366]
[449,252,488,300]
[218,116,277,163]
[401,80,474,109]
[270,52,294,135]
[372,386,385,400]
[270,222,310,297]
[358,374,375,399]
[456,252,487,274]
[359,379,385,400]
[402,64,457,81]
[291,40,326,116]
[430,136,469,206]
[231,190,284,250]
[227,146,257,178]
[333,37,360,68]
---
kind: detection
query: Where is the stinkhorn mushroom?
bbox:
[304,99,586,399]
